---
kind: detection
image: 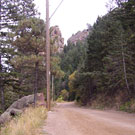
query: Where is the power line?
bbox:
[50,0,64,19]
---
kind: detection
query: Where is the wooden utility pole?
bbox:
[45,0,64,110]
[46,0,51,110]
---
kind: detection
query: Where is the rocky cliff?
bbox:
[68,29,89,45]
[50,26,64,53]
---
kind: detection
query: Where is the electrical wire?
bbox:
[50,0,64,19]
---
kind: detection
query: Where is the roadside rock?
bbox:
[0,112,11,125]
[7,95,34,110]
[0,93,45,125]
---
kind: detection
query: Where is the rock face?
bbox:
[0,93,45,125]
[50,26,64,53]
[68,29,89,45]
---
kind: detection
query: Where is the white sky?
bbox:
[34,0,109,43]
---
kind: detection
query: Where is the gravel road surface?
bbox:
[43,102,135,135]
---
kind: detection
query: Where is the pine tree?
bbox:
[0,0,37,112]
[11,17,45,105]
[72,0,135,105]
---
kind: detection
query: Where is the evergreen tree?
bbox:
[11,18,45,105]
[58,41,88,100]
[0,0,37,112]
[70,0,135,106]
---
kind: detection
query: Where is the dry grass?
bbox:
[0,107,47,135]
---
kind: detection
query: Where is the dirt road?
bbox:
[43,102,135,135]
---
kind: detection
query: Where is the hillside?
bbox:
[68,29,89,44]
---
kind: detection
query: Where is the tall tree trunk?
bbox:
[0,86,5,111]
[0,55,5,111]
[34,61,38,107]
[121,43,130,96]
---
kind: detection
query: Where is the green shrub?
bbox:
[56,96,64,102]
[120,99,135,113]
[61,89,69,101]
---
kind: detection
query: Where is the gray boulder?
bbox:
[0,112,11,125]
[7,95,34,110]
[0,93,45,125]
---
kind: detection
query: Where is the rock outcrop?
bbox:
[0,93,45,125]
[50,26,64,53]
[68,29,89,45]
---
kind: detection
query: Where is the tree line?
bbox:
[0,0,64,113]
[1,0,135,113]
[59,0,135,111]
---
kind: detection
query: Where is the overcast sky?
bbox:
[34,0,109,43]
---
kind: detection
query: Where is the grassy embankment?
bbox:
[0,107,47,135]
[88,94,135,113]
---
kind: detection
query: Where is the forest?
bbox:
[59,0,135,112]
[0,0,64,114]
[0,0,135,114]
